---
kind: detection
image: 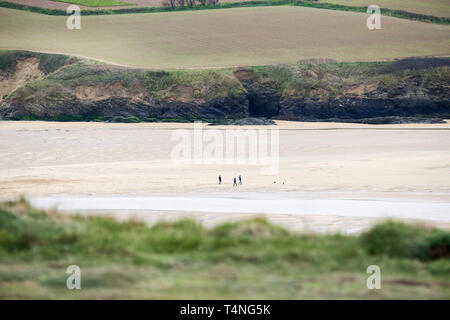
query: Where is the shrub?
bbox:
[378,74,400,88]
[144,220,205,253]
[0,50,70,74]
[361,221,450,261]
[361,221,426,257]
[424,232,450,260]
[144,71,175,93]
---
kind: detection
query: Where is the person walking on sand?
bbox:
[239,175,242,185]
[233,177,237,186]
[219,175,222,184]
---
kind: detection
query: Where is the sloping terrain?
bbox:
[1,51,449,123]
[0,7,449,69]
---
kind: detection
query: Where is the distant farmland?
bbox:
[0,6,449,69]
[322,0,450,18]
[5,0,450,18]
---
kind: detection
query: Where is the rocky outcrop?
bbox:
[0,52,449,123]
[233,64,450,123]
[1,94,249,121]
[278,97,450,122]
[235,69,280,118]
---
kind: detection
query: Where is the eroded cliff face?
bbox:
[0,52,449,123]
[0,53,249,121]
[235,69,280,118]
[0,56,45,103]
[234,61,450,123]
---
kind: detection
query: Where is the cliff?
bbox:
[1,51,449,123]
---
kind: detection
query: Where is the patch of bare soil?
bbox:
[0,57,45,102]
[385,279,433,288]
[74,80,146,101]
[347,82,379,97]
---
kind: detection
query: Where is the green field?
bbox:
[51,0,133,6]
[0,199,449,299]
[0,6,449,69]
[321,0,450,18]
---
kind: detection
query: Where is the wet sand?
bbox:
[29,192,450,233]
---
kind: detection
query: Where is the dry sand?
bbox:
[1,119,449,232]
[1,120,449,197]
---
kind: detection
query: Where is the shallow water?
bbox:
[30,193,450,222]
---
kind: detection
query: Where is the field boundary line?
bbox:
[0,0,449,25]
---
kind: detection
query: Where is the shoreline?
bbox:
[26,192,450,233]
[2,119,450,129]
[2,119,449,233]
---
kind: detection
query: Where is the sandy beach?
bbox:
[1,120,450,196]
[1,120,449,232]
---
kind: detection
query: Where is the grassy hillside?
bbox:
[3,51,449,103]
[1,6,449,69]
[250,58,450,99]
[1,51,449,122]
[1,51,244,103]
[0,50,71,74]
[0,199,449,299]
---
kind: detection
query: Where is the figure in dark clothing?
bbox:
[233,177,237,186]
[239,175,242,184]
[219,175,222,184]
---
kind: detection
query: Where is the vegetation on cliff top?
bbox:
[1,51,449,122]
[0,50,72,74]
[0,199,449,299]
[144,70,244,100]
[250,58,450,99]
[3,51,449,101]
[1,51,244,105]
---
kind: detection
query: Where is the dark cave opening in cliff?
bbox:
[247,93,280,118]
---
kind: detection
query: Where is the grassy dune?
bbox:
[0,199,449,299]
[0,6,449,68]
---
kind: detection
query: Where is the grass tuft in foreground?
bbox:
[361,221,450,261]
[0,199,449,299]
